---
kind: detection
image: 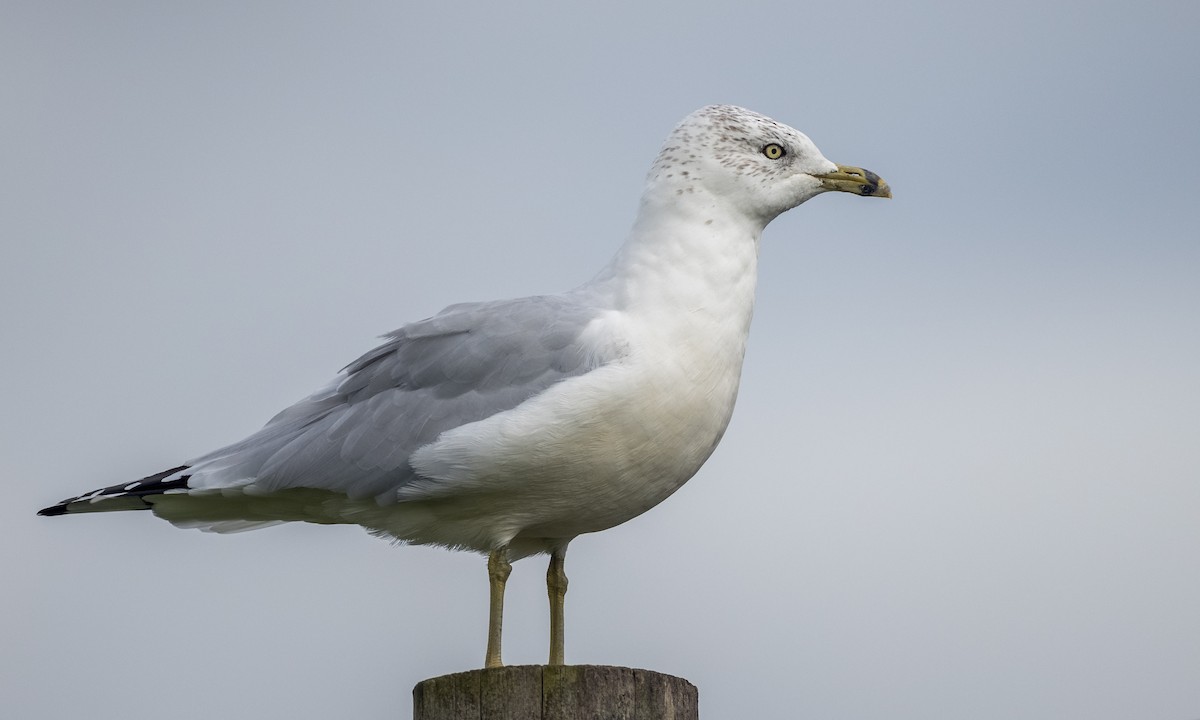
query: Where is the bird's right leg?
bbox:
[546,547,568,666]
[484,548,512,669]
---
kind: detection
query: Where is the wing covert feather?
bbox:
[186,295,612,501]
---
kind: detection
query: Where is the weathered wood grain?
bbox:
[412,665,697,720]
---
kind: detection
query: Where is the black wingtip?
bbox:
[37,464,193,518]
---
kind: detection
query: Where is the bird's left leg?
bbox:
[546,545,568,666]
[484,548,512,669]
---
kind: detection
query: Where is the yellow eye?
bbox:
[762,143,785,160]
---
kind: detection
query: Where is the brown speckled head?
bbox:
[646,105,888,224]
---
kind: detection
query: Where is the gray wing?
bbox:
[184,293,613,502]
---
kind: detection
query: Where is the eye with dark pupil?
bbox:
[762,144,785,159]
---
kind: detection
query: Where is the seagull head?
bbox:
[648,105,890,225]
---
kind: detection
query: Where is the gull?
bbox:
[39,105,890,668]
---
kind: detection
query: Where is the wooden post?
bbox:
[412,665,698,719]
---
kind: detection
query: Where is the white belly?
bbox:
[399,348,741,547]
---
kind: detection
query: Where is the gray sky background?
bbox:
[4,2,1198,718]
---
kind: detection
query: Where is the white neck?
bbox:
[585,184,764,380]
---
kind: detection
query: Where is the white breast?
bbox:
[405,191,763,549]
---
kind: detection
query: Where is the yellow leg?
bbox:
[546,549,568,666]
[485,549,511,669]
